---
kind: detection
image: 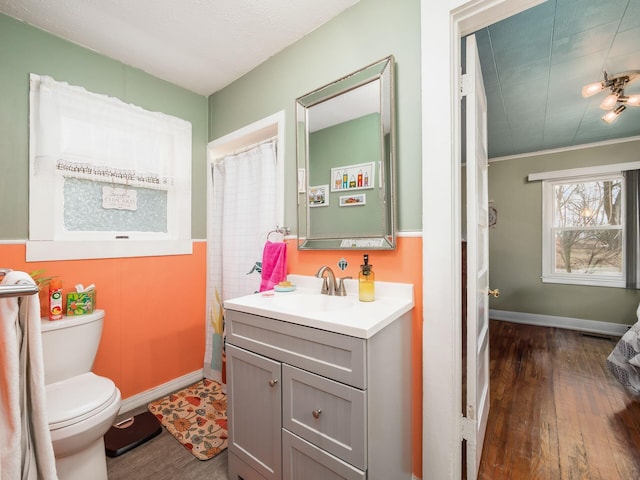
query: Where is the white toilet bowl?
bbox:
[47,373,121,480]
[41,311,122,480]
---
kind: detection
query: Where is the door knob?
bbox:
[488,288,500,298]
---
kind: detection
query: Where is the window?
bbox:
[27,74,192,261]
[542,173,624,287]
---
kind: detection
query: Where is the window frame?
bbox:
[540,169,626,288]
[26,74,192,261]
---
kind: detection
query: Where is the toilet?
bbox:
[41,310,121,480]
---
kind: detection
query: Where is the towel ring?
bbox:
[267,226,290,241]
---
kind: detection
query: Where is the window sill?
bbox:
[541,275,625,289]
[26,239,193,261]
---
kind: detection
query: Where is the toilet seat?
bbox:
[47,372,119,430]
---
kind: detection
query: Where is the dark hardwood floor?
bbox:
[478,320,640,480]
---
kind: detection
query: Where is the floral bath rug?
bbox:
[148,378,227,460]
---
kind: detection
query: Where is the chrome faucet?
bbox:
[316,266,337,295]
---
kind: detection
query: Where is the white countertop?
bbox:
[223,274,414,339]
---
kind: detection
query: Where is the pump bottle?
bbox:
[358,254,375,302]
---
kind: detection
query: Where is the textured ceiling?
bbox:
[474,0,640,158]
[0,0,360,96]
[2,0,638,158]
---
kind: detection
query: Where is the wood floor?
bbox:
[478,320,640,480]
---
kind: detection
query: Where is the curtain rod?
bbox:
[214,136,278,164]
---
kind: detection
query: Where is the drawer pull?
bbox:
[268,379,278,388]
[312,409,322,419]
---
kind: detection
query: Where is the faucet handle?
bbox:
[321,277,330,295]
[336,276,352,296]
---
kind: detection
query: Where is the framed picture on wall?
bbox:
[308,184,329,207]
[339,193,366,207]
[330,162,374,192]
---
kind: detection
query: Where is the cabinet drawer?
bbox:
[228,450,268,480]
[282,364,366,470]
[283,430,365,480]
[227,309,366,389]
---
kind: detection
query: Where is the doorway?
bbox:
[420,1,546,479]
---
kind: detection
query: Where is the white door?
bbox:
[463,33,490,480]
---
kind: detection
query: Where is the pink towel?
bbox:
[259,241,287,292]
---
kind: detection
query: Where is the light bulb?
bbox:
[602,105,626,124]
[599,94,618,110]
[582,81,604,98]
[627,94,640,106]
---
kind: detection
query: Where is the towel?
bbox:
[0,271,58,480]
[259,241,287,292]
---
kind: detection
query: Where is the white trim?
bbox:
[491,135,640,163]
[397,230,423,238]
[489,309,628,336]
[529,161,640,182]
[541,275,625,288]
[118,369,204,414]
[26,239,192,261]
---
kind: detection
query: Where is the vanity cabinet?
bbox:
[226,307,411,480]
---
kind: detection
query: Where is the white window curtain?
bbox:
[204,141,278,390]
[28,74,192,256]
[31,74,189,187]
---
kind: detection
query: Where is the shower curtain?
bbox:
[204,140,278,389]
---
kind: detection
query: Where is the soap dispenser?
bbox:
[358,254,375,302]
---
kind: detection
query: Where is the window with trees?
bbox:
[542,173,625,287]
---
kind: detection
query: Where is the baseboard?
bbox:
[118,369,204,414]
[489,309,629,336]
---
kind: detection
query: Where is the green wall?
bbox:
[208,0,422,233]
[488,139,640,325]
[0,14,209,240]
[309,114,383,237]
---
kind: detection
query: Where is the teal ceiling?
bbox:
[473,0,640,158]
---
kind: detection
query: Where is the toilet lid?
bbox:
[47,372,118,430]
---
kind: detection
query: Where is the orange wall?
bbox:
[1,242,207,399]
[2,236,423,475]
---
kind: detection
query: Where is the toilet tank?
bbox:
[40,310,105,385]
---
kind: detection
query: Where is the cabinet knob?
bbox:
[268,379,278,388]
[312,409,322,419]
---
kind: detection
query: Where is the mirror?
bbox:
[296,55,396,250]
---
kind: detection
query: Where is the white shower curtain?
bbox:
[204,140,278,388]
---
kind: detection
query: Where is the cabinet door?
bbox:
[282,364,366,470]
[228,344,281,480]
[283,430,365,480]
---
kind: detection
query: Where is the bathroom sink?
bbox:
[224,275,415,338]
[271,293,355,313]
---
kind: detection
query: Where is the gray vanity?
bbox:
[224,274,414,480]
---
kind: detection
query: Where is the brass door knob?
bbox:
[488,288,500,298]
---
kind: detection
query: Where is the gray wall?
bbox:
[208,0,422,233]
[0,14,209,240]
[488,139,640,325]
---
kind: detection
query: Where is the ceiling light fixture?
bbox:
[581,70,640,124]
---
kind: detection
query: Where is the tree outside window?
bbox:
[543,173,625,287]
